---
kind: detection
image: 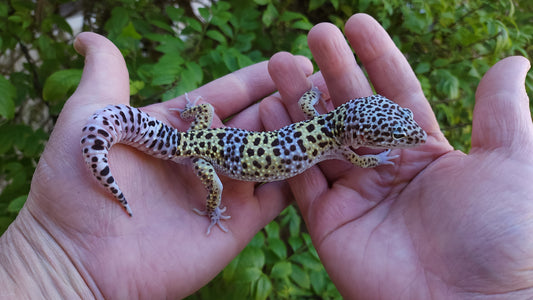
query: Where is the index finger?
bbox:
[344,14,440,133]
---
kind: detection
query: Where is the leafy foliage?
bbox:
[1,0,532,297]
[188,206,341,299]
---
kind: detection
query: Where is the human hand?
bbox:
[0,32,313,298]
[262,14,533,299]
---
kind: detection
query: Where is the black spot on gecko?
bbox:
[119,111,128,123]
[100,166,110,176]
[246,148,254,156]
[297,140,306,152]
[92,139,105,151]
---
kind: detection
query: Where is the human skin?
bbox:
[0,33,308,298]
[260,14,533,299]
[1,12,532,299]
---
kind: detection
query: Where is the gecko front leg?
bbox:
[340,148,398,168]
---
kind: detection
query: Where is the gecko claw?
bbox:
[376,149,398,165]
[193,206,231,235]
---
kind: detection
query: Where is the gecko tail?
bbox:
[81,104,179,216]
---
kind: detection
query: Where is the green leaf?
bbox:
[0,125,14,154]
[434,58,449,68]
[415,62,431,74]
[310,269,327,295]
[264,220,280,238]
[262,4,278,27]
[236,53,254,68]
[206,30,227,44]
[290,264,310,289]
[309,0,327,11]
[222,48,239,71]
[0,2,7,17]
[153,35,185,54]
[291,20,313,30]
[7,195,27,213]
[270,260,292,279]
[222,254,240,282]
[198,7,211,22]
[288,236,303,252]
[162,61,203,100]
[105,7,130,37]
[42,69,83,104]
[121,21,142,40]
[130,80,145,95]
[151,53,184,86]
[253,273,272,300]
[249,230,265,248]
[234,267,262,283]
[291,251,323,271]
[8,15,22,23]
[184,17,203,32]
[165,6,184,21]
[241,246,265,269]
[223,245,265,283]
[0,76,16,119]
[267,237,287,259]
[216,23,233,39]
[432,69,460,99]
[1,162,27,191]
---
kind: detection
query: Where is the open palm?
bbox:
[14,32,313,298]
[262,14,533,299]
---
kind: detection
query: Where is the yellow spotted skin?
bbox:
[81,88,427,234]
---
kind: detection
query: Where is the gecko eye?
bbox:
[392,131,406,140]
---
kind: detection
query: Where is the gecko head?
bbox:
[340,94,427,149]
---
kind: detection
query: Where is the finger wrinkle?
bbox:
[310,25,356,76]
[232,61,274,100]
[268,52,312,120]
[346,14,395,63]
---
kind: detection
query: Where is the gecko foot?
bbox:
[170,93,203,114]
[375,149,399,166]
[193,206,231,235]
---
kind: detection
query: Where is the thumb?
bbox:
[471,56,532,151]
[68,32,130,109]
[41,33,130,164]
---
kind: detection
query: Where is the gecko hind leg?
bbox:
[191,157,230,234]
[298,86,322,118]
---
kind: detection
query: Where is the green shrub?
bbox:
[1,0,531,298]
